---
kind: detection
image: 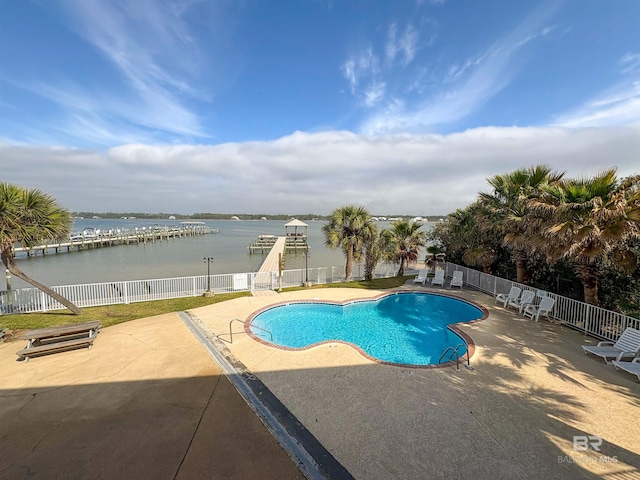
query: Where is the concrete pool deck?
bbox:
[1,284,639,479]
[0,313,304,480]
[190,284,640,479]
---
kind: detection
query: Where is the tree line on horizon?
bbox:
[426,165,640,314]
[73,212,448,222]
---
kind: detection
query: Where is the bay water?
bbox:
[9,219,430,290]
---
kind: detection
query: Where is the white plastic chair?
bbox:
[583,327,640,363]
[495,287,521,308]
[431,269,445,287]
[413,269,428,285]
[523,296,555,322]
[613,357,640,380]
[450,271,463,289]
[508,290,535,314]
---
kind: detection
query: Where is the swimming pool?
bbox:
[248,291,486,367]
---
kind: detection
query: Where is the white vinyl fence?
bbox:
[445,262,640,342]
[0,262,400,315]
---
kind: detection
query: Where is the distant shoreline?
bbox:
[72,212,447,222]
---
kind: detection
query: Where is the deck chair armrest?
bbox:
[615,351,637,361]
[596,341,614,347]
[632,358,640,364]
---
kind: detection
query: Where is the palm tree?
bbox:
[528,170,640,305]
[0,183,82,314]
[322,205,377,282]
[446,203,499,274]
[388,219,427,276]
[363,228,394,281]
[479,165,564,284]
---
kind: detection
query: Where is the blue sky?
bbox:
[2,0,640,214]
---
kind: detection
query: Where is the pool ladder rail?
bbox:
[438,343,474,371]
[226,318,273,344]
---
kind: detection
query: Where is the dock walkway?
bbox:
[13,225,218,257]
[254,237,286,291]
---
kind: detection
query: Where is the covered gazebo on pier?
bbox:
[284,219,308,238]
[284,219,308,251]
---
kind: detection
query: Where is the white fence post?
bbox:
[41,291,47,312]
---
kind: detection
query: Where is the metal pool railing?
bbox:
[443,262,640,342]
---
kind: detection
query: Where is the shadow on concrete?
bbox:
[0,374,304,480]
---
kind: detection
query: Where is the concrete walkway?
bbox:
[0,313,304,480]
[191,285,640,480]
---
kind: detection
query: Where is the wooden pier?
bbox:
[253,236,287,290]
[13,225,219,258]
[247,219,309,254]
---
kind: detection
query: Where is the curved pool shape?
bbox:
[248,292,485,366]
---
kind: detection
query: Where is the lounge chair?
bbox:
[582,327,640,363]
[612,358,640,381]
[508,290,535,314]
[450,271,463,289]
[431,269,445,287]
[523,296,555,322]
[495,287,521,308]
[413,269,428,285]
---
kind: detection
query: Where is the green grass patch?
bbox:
[0,292,251,332]
[1,276,411,334]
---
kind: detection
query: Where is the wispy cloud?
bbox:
[364,81,386,106]
[342,21,422,107]
[385,23,419,66]
[341,49,379,95]
[621,52,640,74]
[359,2,563,135]
[555,52,640,128]
[11,0,214,145]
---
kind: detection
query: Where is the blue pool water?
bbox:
[249,292,484,366]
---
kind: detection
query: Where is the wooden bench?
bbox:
[16,321,100,362]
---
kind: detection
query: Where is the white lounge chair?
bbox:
[508,290,535,314]
[583,327,640,363]
[495,287,521,308]
[431,269,445,287]
[523,296,555,321]
[612,358,640,381]
[413,269,428,285]
[450,271,463,289]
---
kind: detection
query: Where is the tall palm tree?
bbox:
[0,183,82,314]
[388,219,427,276]
[529,170,640,305]
[479,165,564,284]
[363,228,394,281]
[322,205,377,282]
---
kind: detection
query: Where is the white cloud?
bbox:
[3,125,639,216]
[359,3,562,135]
[386,23,419,66]
[621,52,640,74]
[364,82,386,106]
[555,53,640,128]
[343,19,422,108]
[17,0,213,143]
